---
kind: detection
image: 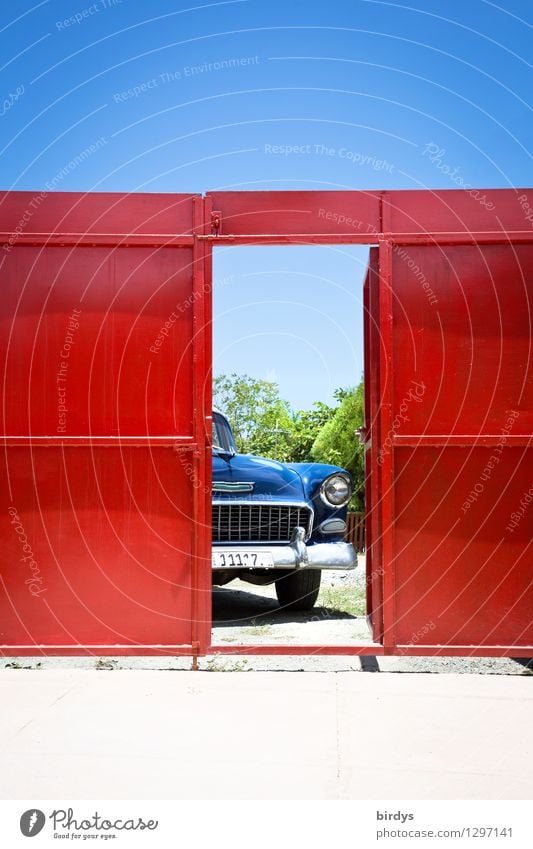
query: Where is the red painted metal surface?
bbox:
[207,189,533,658]
[1,188,531,657]
[388,243,532,651]
[1,192,211,656]
[363,247,384,643]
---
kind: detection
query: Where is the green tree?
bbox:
[311,381,365,509]
[213,373,294,460]
[289,401,336,462]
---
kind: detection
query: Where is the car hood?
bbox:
[212,452,305,501]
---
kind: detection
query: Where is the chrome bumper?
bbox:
[212,527,357,571]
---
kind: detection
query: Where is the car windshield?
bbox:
[212,412,235,454]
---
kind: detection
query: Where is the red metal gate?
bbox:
[1,188,531,658]
[1,192,211,656]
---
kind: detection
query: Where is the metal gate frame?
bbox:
[203,189,533,659]
[1,188,531,660]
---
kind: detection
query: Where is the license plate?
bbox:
[212,550,275,569]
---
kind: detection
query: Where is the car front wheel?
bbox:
[275,569,322,612]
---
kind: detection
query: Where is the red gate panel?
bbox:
[387,242,533,651]
[1,192,211,655]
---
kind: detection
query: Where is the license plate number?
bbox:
[212,550,275,569]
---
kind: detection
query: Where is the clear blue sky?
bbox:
[1,0,531,409]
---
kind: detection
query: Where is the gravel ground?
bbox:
[209,557,532,674]
[2,556,531,675]
[2,652,530,674]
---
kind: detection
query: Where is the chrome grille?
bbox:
[212,503,312,543]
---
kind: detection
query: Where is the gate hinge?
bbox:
[211,210,221,236]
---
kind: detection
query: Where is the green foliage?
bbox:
[289,401,336,462]
[248,401,294,462]
[213,373,294,461]
[310,382,365,510]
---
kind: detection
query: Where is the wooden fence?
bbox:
[345,511,365,552]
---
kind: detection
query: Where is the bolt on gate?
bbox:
[1,189,532,661]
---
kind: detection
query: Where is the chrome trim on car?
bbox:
[290,526,309,567]
[211,540,357,571]
[318,517,347,534]
[211,499,314,543]
[212,481,255,493]
[319,472,352,507]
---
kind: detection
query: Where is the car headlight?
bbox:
[320,473,352,507]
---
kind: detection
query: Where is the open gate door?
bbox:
[0,192,211,656]
[382,225,533,656]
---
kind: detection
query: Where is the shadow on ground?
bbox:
[212,585,357,627]
[211,585,533,676]
[513,658,533,672]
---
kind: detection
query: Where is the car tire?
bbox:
[275,569,322,611]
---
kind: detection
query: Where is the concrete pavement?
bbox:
[0,670,531,799]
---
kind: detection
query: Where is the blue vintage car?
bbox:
[212,408,357,610]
